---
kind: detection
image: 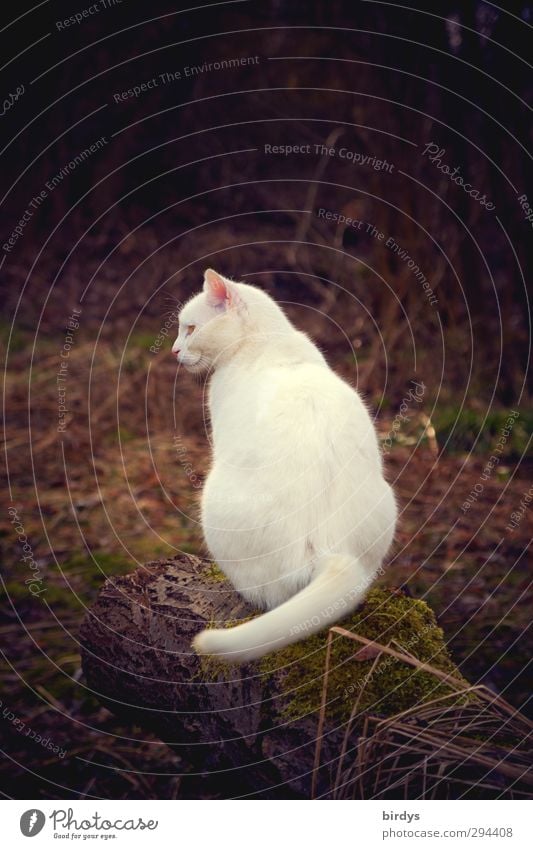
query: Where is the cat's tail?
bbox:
[192,554,376,664]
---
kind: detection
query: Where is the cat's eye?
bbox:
[186,325,196,336]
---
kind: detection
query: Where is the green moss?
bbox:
[3,549,132,609]
[432,406,530,456]
[256,588,469,723]
[62,551,132,591]
[195,610,257,682]
[179,541,199,555]
[2,580,75,606]
[0,319,27,355]
[128,331,163,350]
[203,562,228,584]
[195,586,470,724]
[103,426,137,446]
[117,426,136,443]
[376,394,391,411]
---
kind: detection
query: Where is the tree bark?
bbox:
[80,554,343,799]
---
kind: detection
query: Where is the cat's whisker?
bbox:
[163,293,182,305]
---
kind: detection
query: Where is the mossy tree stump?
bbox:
[80,554,464,799]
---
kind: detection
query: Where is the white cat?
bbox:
[172,269,397,663]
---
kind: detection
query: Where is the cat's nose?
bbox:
[172,345,180,357]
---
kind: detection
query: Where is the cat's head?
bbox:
[171,269,252,373]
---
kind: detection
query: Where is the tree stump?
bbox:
[80,555,335,797]
[80,554,467,799]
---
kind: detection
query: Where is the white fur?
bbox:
[172,269,397,663]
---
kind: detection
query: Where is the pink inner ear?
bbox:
[204,269,229,306]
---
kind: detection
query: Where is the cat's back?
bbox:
[257,360,373,444]
[211,349,378,469]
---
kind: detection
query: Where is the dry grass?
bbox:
[311,626,532,799]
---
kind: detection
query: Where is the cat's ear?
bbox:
[204,269,242,311]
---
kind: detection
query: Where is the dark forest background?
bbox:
[1,0,532,799]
